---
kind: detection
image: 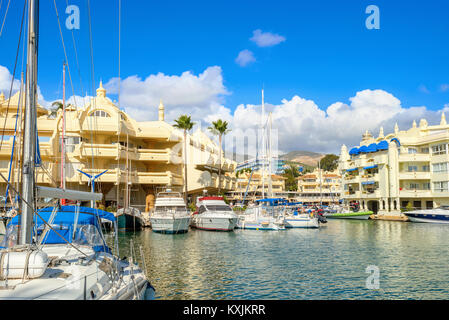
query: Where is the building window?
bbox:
[408,148,417,154]
[422,165,430,172]
[432,162,448,173]
[423,182,431,190]
[409,183,419,190]
[431,144,447,155]
[420,147,429,154]
[407,165,418,172]
[433,181,449,192]
[89,110,111,118]
[59,136,81,153]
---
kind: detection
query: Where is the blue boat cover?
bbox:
[7,206,113,253]
[361,181,375,185]
[346,168,358,172]
[363,164,378,170]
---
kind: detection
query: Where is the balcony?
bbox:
[343,191,361,198]
[80,118,119,134]
[399,189,432,198]
[398,153,430,162]
[134,171,183,186]
[360,189,381,198]
[398,171,431,180]
[74,143,179,163]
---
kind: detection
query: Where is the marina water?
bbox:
[113,220,449,299]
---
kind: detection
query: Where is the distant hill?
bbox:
[224,150,327,168]
[279,151,325,167]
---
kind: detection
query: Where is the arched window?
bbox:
[89,110,110,118]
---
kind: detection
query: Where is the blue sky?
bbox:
[1,0,449,153]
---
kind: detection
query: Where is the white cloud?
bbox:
[4,64,447,157]
[0,65,20,95]
[250,29,286,47]
[223,89,448,155]
[0,65,51,108]
[235,49,256,67]
[104,66,229,125]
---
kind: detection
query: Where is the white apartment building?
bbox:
[339,114,449,216]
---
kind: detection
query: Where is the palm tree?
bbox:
[174,115,195,203]
[208,119,231,194]
[49,101,74,118]
[49,101,64,118]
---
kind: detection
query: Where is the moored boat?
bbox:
[116,207,143,231]
[0,206,154,300]
[404,206,449,224]
[191,196,238,231]
[150,191,191,234]
[237,206,285,230]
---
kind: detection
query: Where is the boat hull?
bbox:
[405,213,449,224]
[236,218,285,230]
[150,216,191,234]
[117,213,143,231]
[285,217,319,228]
[324,212,372,220]
[192,215,238,231]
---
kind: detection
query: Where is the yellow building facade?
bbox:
[225,171,286,204]
[296,169,341,205]
[0,84,235,210]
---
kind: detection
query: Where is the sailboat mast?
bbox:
[318,159,322,207]
[60,63,66,202]
[268,112,272,198]
[261,89,265,199]
[20,0,38,245]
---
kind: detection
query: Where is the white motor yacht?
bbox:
[150,191,191,234]
[191,197,238,231]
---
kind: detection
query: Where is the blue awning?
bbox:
[390,138,401,147]
[377,140,389,150]
[359,145,369,153]
[362,181,375,185]
[363,165,378,170]
[349,147,360,155]
[367,143,378,153]
[346,168,358,172]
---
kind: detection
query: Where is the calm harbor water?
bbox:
[113,219,449,300]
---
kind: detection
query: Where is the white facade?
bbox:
[338,115,449,216]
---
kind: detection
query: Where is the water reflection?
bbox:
[109,220,449,300]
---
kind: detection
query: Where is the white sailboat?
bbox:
[150,190,191,234]
[236,205,285,230]
[0,0,154,300]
